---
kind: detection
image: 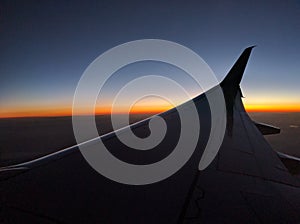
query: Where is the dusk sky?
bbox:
[0,0,299,117]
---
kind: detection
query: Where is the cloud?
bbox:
[289,125,299,128]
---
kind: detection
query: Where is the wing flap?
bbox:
[254,122,280,135]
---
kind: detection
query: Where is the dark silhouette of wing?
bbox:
[1,47,300,224]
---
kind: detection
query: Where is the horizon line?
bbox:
[1,108,300,119]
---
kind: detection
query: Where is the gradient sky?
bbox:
[0,0,299,117]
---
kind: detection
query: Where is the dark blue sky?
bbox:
[0,0,299,116]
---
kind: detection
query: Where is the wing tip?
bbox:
[246,45,256,50]
[221,45,256,88]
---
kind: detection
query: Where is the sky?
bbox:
[0,0,299,117]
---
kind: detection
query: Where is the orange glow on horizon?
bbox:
[0,105,174,118]
[1,104,300,118]
[0,107,72,118]
[244,104,300,112]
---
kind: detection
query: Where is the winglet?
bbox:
[221,46,255,89]
[220,46,255,135]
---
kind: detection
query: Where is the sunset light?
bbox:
[1,101,300,119]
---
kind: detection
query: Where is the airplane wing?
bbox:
[277,151,300,163]
[254,122,280,135]
[277,151,300,175]
[1,47,300,223]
